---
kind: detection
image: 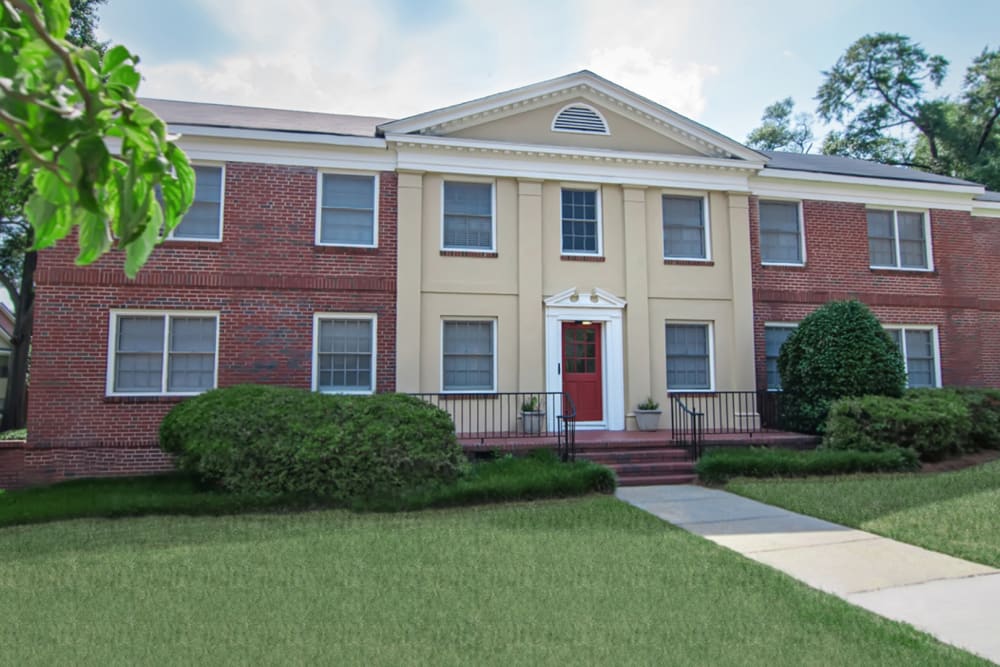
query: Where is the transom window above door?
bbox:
[443,181,494,251]
[561,188,600,255]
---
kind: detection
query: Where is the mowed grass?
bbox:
[729,460,1000,568]
[0,497,985,666]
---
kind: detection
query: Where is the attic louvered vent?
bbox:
[552,104,609,135]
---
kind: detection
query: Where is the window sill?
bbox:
[440,250,499,258]
[161,240,223,250]
[561,255,606,262]
[761,262,807,270]
[314,245,380,255]
[104,395,191,404]
[870,267,937,276]
[664,259,714,267]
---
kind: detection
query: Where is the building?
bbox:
[8,71,1000,487]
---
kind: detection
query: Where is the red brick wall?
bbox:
[750,196,1000,389]
[15,164,398,488]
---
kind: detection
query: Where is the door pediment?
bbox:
[544,287,626,310]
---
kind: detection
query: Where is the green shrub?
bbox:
[951,387,1000,450]
[823,392,971,461]
[160,385,465,499]
[696,447,919,484]
[777,300,906,434]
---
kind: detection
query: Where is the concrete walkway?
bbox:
[617,485,1000,664]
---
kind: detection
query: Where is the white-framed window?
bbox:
[312,314,377,394]
[867,209,932,270]
[441,319,496,393]
[764,324,797,390]
[666,322,714,391]
[442,181,495,252]
[561,188,602,256]
[169,164,224,241]
[316,172,379,247]
[663,195,710,260]
[107,311,219,396]
[759,200,805,265]
[885,326,941,388]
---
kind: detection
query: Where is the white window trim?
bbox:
[884,324,943,388]
[439,318,498,394]
[440,179,497,253]
[759,199,806,267]
[167,162,225,243]
[315,170,380,248]
[867,207,934,272]
[312,313,378,395]
[550,103,610,136]
[665,320,716,392]
[106,310,220,397]
[663,193,712,262]
[763,322,799,391]
[560,186,604,257]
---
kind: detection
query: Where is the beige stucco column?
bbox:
[623,186,650,421]
[728,193,757,390]
[396,171,424,392]
[517,179,544,391]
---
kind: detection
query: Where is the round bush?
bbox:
[777,300,906,433]
[823,392,971,461]
[160,385,465,499]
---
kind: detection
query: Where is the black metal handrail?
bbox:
[408,391,578,461]
[667,390,784,436]
[669,395,704,460]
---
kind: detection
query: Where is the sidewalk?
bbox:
[617,485,1000,664]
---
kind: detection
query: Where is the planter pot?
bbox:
[522,411,546,435]
[634,409,662,431]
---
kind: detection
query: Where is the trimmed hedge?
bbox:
[696,447,919,484]
[160,385,465,499]
[823,391,971,461]
[777,300,906,434]
[952,387,1000,450]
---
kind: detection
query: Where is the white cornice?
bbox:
[385,133,764,172]
[757,168,984,195]
[169,124,386,149]
[170,134,395,172]
[972,201,1000,218]
[752,171,982,211]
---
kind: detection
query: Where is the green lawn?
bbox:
[729,460,1000,568]
[0,497,985,665]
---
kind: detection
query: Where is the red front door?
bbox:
[562,322,603,422]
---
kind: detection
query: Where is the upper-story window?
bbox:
[318,173,378,247]
[170,165,223,241]
[442,181,494,251]
[759,200,804,265]
[551,104,609,135]
[867,209,930,270]
[561,188,601,255]
[663,195,709,260]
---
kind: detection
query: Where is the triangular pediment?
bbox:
[379,71,764,163]
[544,287,627,309]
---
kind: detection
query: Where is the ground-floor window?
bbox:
[442,320,496,392]
[665,322,713,391]
[885,326,940,388]
[108,311,218,395]
[764,324,797,390]
[313,314,376,393]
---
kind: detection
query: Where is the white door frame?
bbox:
[543,287,626,431]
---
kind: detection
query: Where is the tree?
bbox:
[0,0,194,429]
[777,300,906,434]
[745,97,815,153]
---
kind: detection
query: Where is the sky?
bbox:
[97,0,1000,144]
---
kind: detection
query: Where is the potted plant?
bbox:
[634,397,662,431]
[521,395,546,435]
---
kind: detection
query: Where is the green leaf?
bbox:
[25,193,69,250]
[160,145,195,232]
[75,210,111,266]
[124,200,162,278]
[108,63,141,91]
[101,44,132,75]
[32,169,73,205]
[39,0,71,39]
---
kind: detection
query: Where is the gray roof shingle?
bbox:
[761,151,979,187]
[140,98,390,138]
[975,191,1000,202]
